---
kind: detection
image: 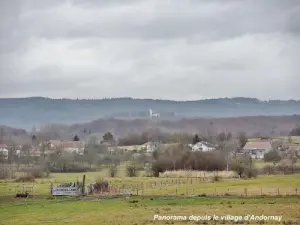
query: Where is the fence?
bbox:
[1,182,300,198]
[116,185,300,197]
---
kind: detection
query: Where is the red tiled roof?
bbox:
[0,144,8,148]
[243,141,272,150]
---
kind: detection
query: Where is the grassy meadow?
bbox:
[1,162,300,224]
[248,136,300,144]
[1,196,300,225]
[1,168,300,197]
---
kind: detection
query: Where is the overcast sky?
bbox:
[0,0,299,100]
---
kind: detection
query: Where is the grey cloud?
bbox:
[9,0,299,41]
[0,0,300,100]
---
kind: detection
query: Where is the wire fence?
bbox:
[2,182,299,198]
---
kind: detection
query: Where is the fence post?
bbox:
[50,183,53,196]
[244,188,247,196]
[277,188,280,196]
[81,175,86,196]
[296,188,298,195]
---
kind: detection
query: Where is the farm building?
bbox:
[0,144,8,160]
[110,141,162,153]
[243,140,272,159]
[47,140,85,155]
[189,141,216,152]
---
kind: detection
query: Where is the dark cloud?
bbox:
[0,0,299,100]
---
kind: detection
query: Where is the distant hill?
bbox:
[0,97,300,130]
[0,125,27,136]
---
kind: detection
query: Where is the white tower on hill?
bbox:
[149,109,160,119]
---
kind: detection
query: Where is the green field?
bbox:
[1,196,300,224]
[1,171,300,197]
[248,136,300,144]
[1,169,300,224]
[1,171,300,224]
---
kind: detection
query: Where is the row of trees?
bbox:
[151,144,256,178]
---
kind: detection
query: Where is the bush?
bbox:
[212,175,222,182]
[230,157,257,179]
[264,150,281,163]
[15,175,35,182]
[92,178,109,192]
[126,163,138,177]
[48,164,95,173]
[261,165,276,175]
[0,167,14,179]
[20,166,49,178]
[151,149,227,176]
[108,165,117,177]
[244,167,258,178]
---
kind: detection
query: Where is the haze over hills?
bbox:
[0,97,300,131]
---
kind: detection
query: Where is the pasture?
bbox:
[1,196,300,224]
[248,136,300,144]
[1,166,300,224]
[1,170,300,197]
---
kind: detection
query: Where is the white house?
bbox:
[243,141,272,159]
[189,141,216,152]
[48,140,85,155]
[142,141,160,152]
[0,144,9,160]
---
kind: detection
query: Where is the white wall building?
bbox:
[0,144,9,160]
[189,141,216,152]
[243,141,272,159]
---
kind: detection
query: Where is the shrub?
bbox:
[261,165,276,175]
[212,175,222,182]
[108,165,117,177]
[264,150,281,163]
[48,164,95,173]
[15,175,35,183]
[20,166,49,178]
[0,167,14,179]
[93,178,109,192]
[229,156,258,179]
[244,167,258,178]
[141,165,154,177]
[151,149,227,176]
[126,163,138,177]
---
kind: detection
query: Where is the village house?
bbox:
[48,140,86,155]
[0,144,9,160]
[30,147,41,157]
[243,140,272,159]
[141,141,161,152]
[189,141,216,152]
[111,141,162,153]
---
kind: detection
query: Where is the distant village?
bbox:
[0,132,299,162]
